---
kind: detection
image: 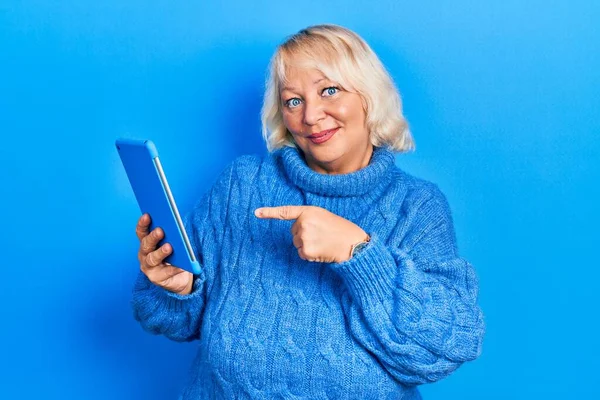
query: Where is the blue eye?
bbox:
[286,98,302,108]
[323,87,339,96]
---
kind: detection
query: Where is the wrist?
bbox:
[349,234,371,259]
[337,231,370,262]
[176,276,194,296]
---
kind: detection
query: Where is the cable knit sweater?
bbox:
[132,146,485,399]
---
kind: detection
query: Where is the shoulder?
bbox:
[208,152,286,195]
[385,166,453,221]
[208,154,262,187]
[384,166,458,253]
[222,152,281,182]
[223,153,262,176]
[230,153,263,172]
[391,167,448,204]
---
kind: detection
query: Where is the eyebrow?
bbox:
[281,78,327,93]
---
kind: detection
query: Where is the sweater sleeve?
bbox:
[131,162,235,342]
[328,186,485,385]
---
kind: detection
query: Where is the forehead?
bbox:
[281,66,328,89]
[279,54,340,91]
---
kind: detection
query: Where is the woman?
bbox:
[132,24,484,399]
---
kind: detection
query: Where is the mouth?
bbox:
[307,127,339,144]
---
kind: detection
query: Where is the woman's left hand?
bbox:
[255,205,369,263]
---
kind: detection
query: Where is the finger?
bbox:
[291,220,300,236]
[299,244,321,262]
[297,247,308,261]
[147,262,187,283]
[156,267,189,286]
[135,213,151,241]
[140,227,164,255]
[298,249,320,263]
[255,206,308,220]
[292,234,303,250]
[145,243,172,268]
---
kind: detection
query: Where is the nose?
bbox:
[302,99,326,127]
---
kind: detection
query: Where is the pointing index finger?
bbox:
[255,206,307,220]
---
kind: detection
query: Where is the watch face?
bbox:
[352,241,369,257]
[355,242,368,252]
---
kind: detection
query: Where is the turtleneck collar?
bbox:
[276,145,396,197]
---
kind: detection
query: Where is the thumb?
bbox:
[254,206,308,220]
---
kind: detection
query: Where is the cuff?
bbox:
[163,273,206,300]
[327,237,397,305]
[134,271,205,308]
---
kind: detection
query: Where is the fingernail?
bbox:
[254,209,262,217]
[163,244,170,253]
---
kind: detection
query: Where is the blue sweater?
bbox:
[132,146,485,399]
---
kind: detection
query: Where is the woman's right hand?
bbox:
[136,213,194,295]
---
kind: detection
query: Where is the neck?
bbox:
[278,145,395,197]
[305,145,374,175]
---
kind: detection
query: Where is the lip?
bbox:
[307,127,339,144]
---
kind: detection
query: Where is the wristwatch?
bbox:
[350,236,371,259]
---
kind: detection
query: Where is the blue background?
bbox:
[1,1,598,398]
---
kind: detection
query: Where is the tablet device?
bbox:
[115,138,201,275]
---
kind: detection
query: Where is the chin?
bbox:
[306,146,346,165]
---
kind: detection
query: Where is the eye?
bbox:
[285,98,302,108]
[322,86,339,97]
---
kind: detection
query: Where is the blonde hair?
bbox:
[261,24,414,153]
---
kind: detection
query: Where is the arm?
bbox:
[131,163,235,342]
[329,187,485,385]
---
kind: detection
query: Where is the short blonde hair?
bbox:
[261,24,414,153]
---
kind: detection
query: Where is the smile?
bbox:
[307,128,339,144]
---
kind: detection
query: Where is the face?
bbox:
[280,65,372,174]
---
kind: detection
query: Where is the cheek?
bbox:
[282,112,301,133]
[333,102,364,126]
